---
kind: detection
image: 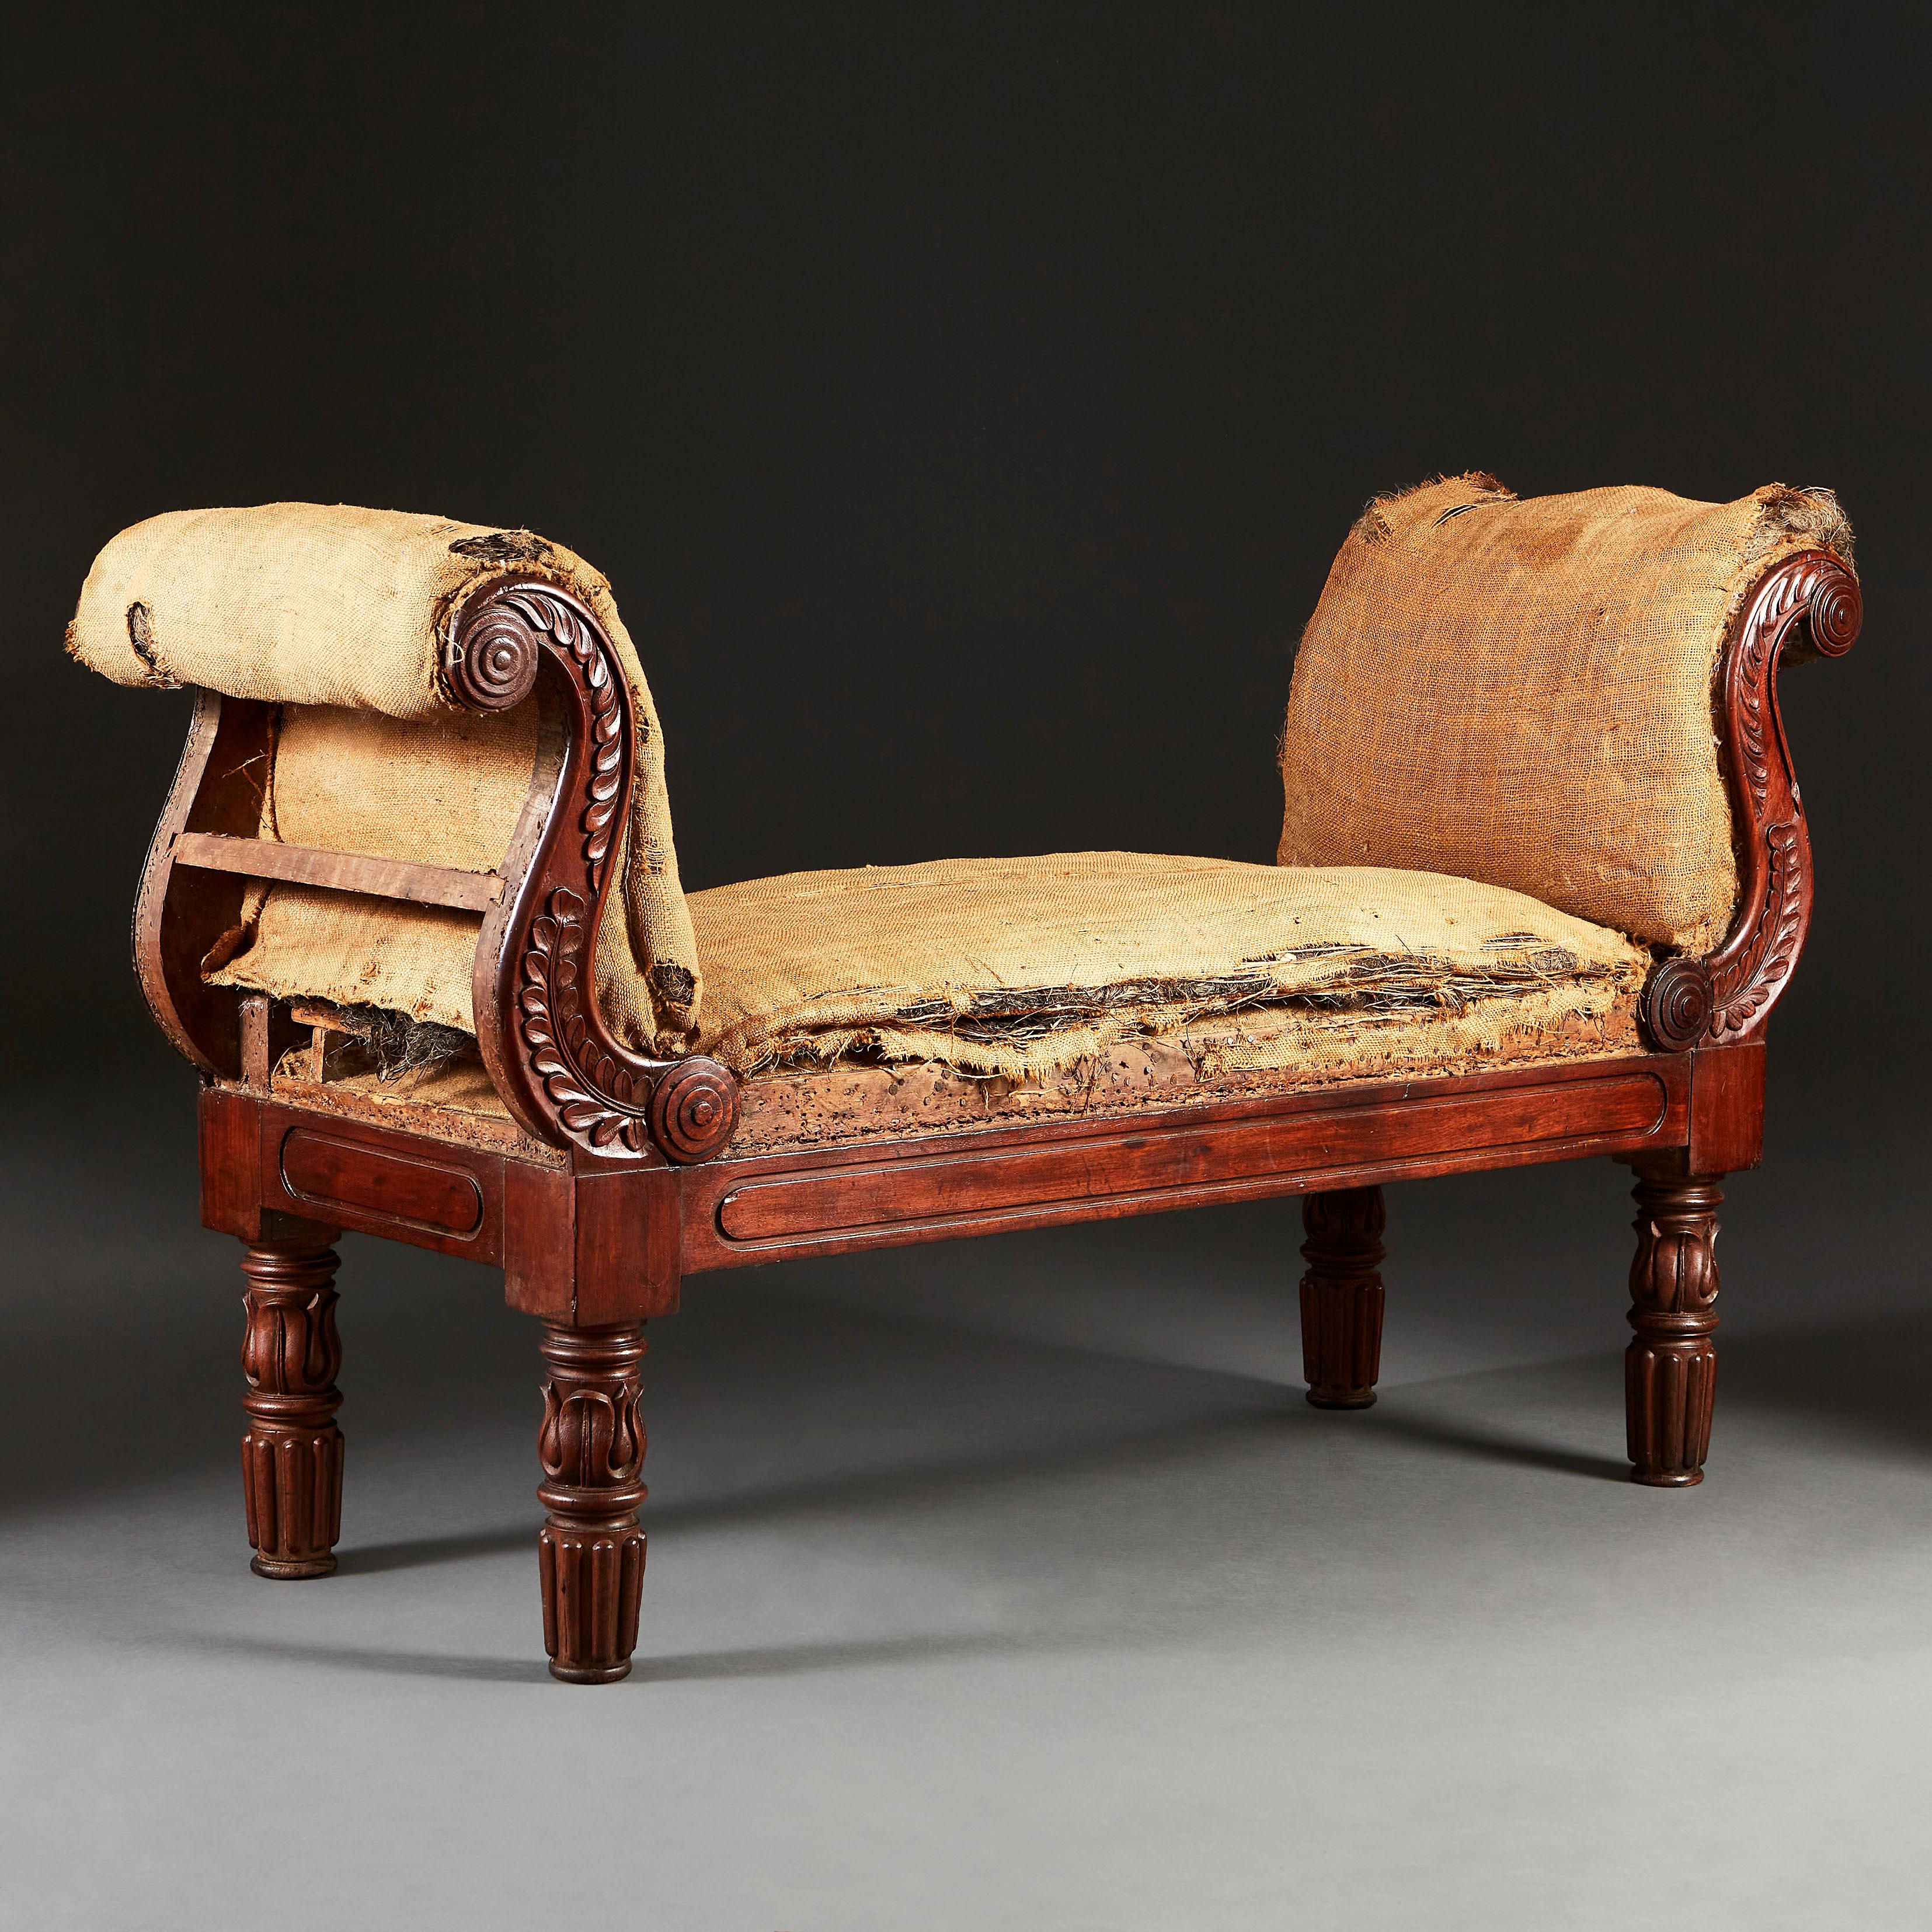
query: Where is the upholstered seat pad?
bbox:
[685,852,1649,1082]
[224,849,1649,1110]
[271,852,1649,1156]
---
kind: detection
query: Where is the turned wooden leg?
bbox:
[1625,1164,1724,1487]
[537,1324,648,1684]
[1300,1185,1386,1409]
[240,1240,345,1578]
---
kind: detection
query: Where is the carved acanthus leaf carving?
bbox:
[1640,552,1859,1051]
[444,579,740,1164]
[521,885,652,1154]
[492,591,625,892]
[539,1382,646,1487]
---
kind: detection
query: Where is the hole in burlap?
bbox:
[298,1000,476,1082]
[448,532,554,564]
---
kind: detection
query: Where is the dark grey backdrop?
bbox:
[5,6,1926,1094]
[8,20,1932,1916]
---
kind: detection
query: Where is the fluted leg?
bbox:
[240,1240,344,1578]
[537,1324,648,1684]
[1625,1165,1723,1487]
[1300,1185,1387,1409]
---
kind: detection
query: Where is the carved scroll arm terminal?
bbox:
[1641,551,1860,1051]
[441,578,738,1164]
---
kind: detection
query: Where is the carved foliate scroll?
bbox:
[1642,552,1861,1050]
[441,579,738,1164]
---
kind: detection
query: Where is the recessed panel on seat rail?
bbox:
[280,1127,488,1237]
[685,1058,1683,1266]
[249,1103,511,1260]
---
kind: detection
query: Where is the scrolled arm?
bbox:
[441,597,546,711]
[1640,551,1861,1050]
[444,578,739,1164]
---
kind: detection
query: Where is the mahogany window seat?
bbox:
[68,478,1860,1682]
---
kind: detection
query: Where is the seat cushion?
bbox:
[687,851,1649,1089]
[267,852,1651,1157]
[212,845,1648,1105]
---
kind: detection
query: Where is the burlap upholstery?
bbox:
[206,850,1648,1094]
[300,984,1648,1157]
[1277,476,1854,952]
[685,852,1648,1079]
[69,485,1829,1129]
[288,854,1650,1154]
[215,888,485,1031]
[68,504,701,1047]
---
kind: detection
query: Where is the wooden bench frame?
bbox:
[135,549,1861,1682]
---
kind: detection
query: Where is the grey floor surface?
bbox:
[4,1077,1930,1929]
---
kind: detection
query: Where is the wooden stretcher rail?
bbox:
[172,831,502,911]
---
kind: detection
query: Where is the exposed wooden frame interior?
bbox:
[172,831,502,911]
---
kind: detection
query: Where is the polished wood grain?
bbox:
[1300,1186,1387,1408]
[134,690,276,1079]
[201,1086,339,1248]
[172,830,502,911]
[240,1240,345,1578]
[212,1091,685,1320]
[280,1127,486,1238]
[200,1086,264,1240]
[1686,1040,1766,1176]
[503,1162,683,1326]
[713,1075,1666,1242]
[207,1053,1688,1283]
[250,1102,506,1263]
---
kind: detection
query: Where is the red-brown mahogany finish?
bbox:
[240,1241,346,1577]
[1625,1161,1724,1486]
[441,578,739,1167]
[537,1324,649,1683]
[1299,1186,1387,1409]
[1642,551,1861,1049]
